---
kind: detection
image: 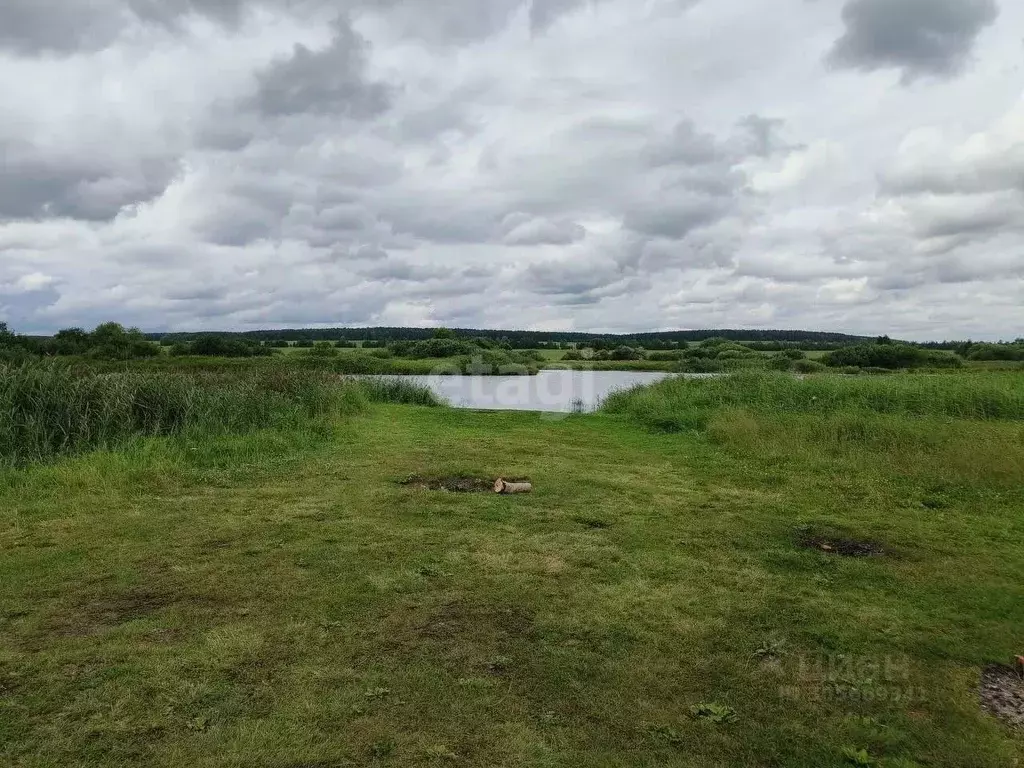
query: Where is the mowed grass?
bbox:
[1,376,1024,766]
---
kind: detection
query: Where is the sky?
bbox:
[0,0,1021,340]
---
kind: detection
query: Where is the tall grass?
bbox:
[352,376,444,406]
[604,371,1024,487]
[0,362,440,465]
[603,371,1024,431]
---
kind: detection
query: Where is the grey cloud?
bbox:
[643,121,722,168]
[501,213,586,246]
[307,243,388,264]
[736,115,801,158]
[194,196,280,246]
[370,0,522,44]
[196,121,257,153]
[359,259,447,282]
[316,204,374,232]
[628,235,737,272]
[126,0,249,26]
[0,0,260,55]
[827,0,999,81]
[0,142,180,222]
[251,20,392,118]
[0,0,124,55]
[523,254,653,305]
[165,286,229,301]
[526,258,621,296]
[354,244,389,260]
[376,196,503,244]
[664,166,747,198]
[0,0,344,55]
[918,204,1017,240]
[623,197,730,239]
[871,272,928,291]
[369,0,646,45]
[530,0,590,32]
[880,152,1024,197]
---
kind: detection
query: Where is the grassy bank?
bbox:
[1,373,1023,766]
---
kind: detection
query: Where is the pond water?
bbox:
[378,369,715,413]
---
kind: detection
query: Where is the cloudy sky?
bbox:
[1,0,1021,339]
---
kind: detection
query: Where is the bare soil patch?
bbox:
[798,529,885,558]
[51,589,178,637]
[399,475,529,493]
[981,664,1024,729]
[377,598,537,666]
[33,585,224,642]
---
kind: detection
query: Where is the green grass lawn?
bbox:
[2,381,1024,766]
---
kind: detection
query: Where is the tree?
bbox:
[88,323,159,360]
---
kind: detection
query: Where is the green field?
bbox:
[2,368,1023,766]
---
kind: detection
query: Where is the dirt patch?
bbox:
[68,589,177,633]
[798,529,885,558]
[399,475,529,493]
[981,664,1024,729]
[376,598,536,666]
[412,600,535,641]
[574,516,612,530]
[36,586,221,641]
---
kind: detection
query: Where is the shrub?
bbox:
[86,323,160,360]
[390,338,479,358]
[793,359,826,374]
[171,335,273,358]
[967,343,1024,361]
[610,346,644,361]
[307,341,340,358]
[823,343,962,370]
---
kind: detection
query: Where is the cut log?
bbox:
[494,478,533,494]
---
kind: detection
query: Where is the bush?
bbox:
[84,323,160,360]
[967,343,1024,361]
[793,359,826,374]
[389,338,480,358]
[307,342,340,358]
[768,356,792,371]
[173,335,273,358]
[823,343,962,370]
[610,346,644,361]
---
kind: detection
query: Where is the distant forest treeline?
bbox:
[146,327,873,350]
